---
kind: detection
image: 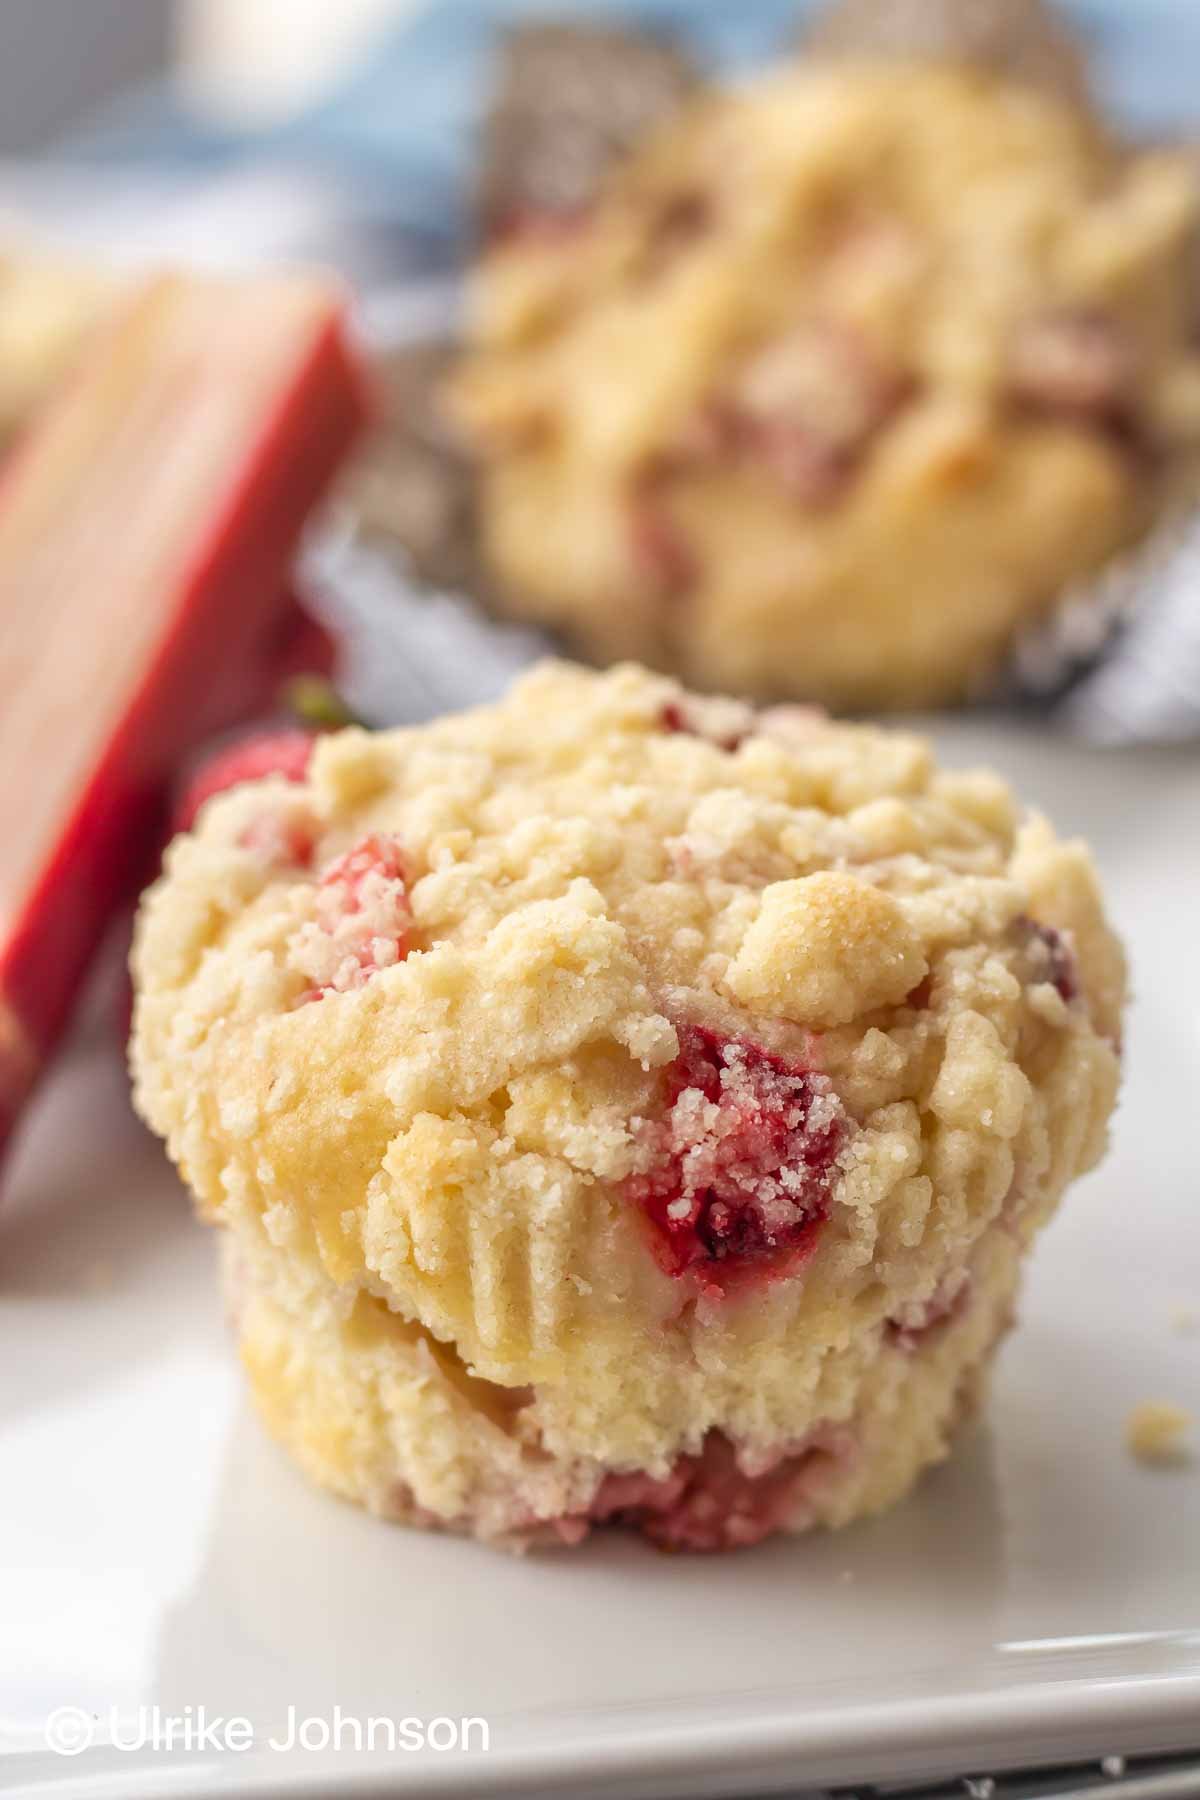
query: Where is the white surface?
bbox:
[1,720,1198,1800]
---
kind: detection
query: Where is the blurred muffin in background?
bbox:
[0,250,118,447]
[451,55,1200,710]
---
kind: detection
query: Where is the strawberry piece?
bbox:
[296,834,413,999]
[175,729,316,835]
[659,698,754,751]
[320,834,408,909]
[624,1025,847,1289]
[732,322,909,504]
[554,1426,852,1551]
[590,1433,811,1552]
[1009,311,1138,434]
[656,323,910,510]
[1016,915,1078,1003]
[176,726,319,872]
[0,272,368,1169]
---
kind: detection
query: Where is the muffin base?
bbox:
[224,1208,1019,1552]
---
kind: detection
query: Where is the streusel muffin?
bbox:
[132,663,1124,1549]
[452,61,1200,709]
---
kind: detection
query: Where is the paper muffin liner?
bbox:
[981,460,1200,711]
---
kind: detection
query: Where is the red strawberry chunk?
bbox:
[176,729,316,834]
[737,414,857,506]
[238,811,318,870]
[1016,915,1078,1003]
[586,1430,835,1551]
[1009,311,1139,434]
[625,1025,847,1288]
[659,697,754,750]
[657,322,910,509]
[298,833,413,998]
[731,322,910,503]
[545,1424,855,1551]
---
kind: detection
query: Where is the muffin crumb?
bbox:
[1127,1400,1193,1466]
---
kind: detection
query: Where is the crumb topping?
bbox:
[1127,1400,1194,1466]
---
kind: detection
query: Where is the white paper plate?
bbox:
[2,718,1198,1800]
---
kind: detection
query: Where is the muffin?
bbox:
[131,662,1124,1549]
[451,61,1200,709]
